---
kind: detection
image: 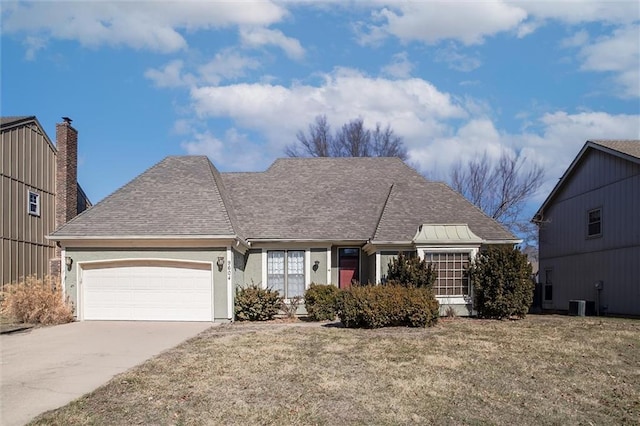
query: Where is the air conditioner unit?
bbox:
[569,300,586,316]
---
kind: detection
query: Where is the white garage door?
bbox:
[82,262,213,321]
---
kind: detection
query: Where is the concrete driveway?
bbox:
[0,321,213,426]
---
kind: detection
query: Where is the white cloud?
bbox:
[359,2,528,45]
[23,35,46,60]
[198,50,261,85]
[381,52,413,78]
[181,127,266,171]
[145,60,195,88]
[239,26,305,60]
[360,1,638,45]
[515,0,639,26]
[577,25,640,98]
[435,44,482,72]
[560,30,589,48]
[189,68,467,153]
[1,1,287,54]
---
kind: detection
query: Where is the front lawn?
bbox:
[31,316,639,425]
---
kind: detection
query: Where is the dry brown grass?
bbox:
[1,275,74,325]
[31,315,639,425]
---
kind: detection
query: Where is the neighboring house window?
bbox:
[544,269,553,301]
[27,190,40,216]
[267,250,305,298]
[424,252,470,296]
[587,208,602,237]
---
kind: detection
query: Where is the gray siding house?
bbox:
[50,156,519,322]
[1,116,90,286]
[534,140,640,316]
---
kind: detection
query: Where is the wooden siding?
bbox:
[1,122,57,286]
[539,148,640,315]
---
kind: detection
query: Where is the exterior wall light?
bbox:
[313,260,320,272]
[217,256,225,272]
[65,256,73,271]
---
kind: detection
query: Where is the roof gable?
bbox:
[52,156,236,237]
[534,139,640,220]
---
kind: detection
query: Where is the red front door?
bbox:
[339,248,359,289]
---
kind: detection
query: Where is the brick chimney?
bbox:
[55,117,78,228]
[50,117,78,277]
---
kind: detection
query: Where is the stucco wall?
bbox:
[64,248,230,320]
[310,248,328,285]
[242,249,262,287]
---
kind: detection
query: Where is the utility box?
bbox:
[569,300,586,316]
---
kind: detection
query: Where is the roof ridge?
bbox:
[372,183,395,240]
[205,159,244,240]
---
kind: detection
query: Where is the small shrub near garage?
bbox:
[1,275,75,325]
[386,252,437,288]
[468,246,534,319]
[337,284,439,328]
[234,284,281,321]
[304,283,340,321]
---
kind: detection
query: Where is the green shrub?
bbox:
[386,252,437,288]
[337,284,439,328]
[234,284,281,321]
[1,275,74,325]
[304,284,340,321]
[468,246,534,319]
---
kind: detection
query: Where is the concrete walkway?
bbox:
[0,321,213,426]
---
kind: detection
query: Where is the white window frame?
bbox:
[587,208,602,238]
[28,190,40,216]
[262,249,310,300]
[416,247,478,305]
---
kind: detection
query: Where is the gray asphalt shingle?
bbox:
[53,156,236,237]
[590,140,640,160]
[53,156,516,242]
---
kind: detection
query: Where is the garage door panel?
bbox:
[83,264,212,321]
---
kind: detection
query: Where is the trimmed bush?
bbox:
[304,284,340,321]
[234,284,281,321]
[337,284,439,328]
[468,246,534,319]
[386,252,437,288]
[1,275,75,325]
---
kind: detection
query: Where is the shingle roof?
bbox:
[223,157,515,242]
[52,156,236,237]
[52,156,517,243]
[589,140,640,160]
[0,116,35,127]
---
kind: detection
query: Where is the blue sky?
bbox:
[2,1,639,217]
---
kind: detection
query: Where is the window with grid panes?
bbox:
[425,252,470,296]
[267,250,305,298]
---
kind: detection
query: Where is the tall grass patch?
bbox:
[1,275,74,325]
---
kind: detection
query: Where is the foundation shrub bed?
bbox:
[468,246,534,319]
[234,284,281,321]
[1,275,74,325]
[304,283,340,321]
[337,284,438,328]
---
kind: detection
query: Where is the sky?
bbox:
[2,1,639,223]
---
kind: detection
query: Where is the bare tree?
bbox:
[450,151,544,243]
[286,115,408,160]
[285,115,335,157]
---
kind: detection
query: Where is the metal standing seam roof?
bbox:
[52,156,517,243]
